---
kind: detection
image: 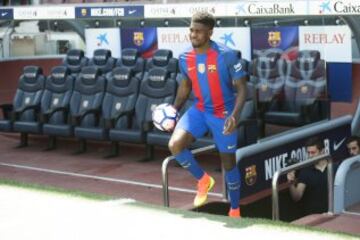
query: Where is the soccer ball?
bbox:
[152,103,179,132]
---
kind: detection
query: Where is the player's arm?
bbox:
[223,50,248,135]
[173,77,192,111]
[223,76,247,135]
[231,76,247,121]
[289,182,306,202]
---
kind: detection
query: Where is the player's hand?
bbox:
[167,105,179,133]
[166,124,176,133]
[223,115,237,135]
[287,171,296,184]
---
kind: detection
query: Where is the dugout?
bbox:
[0,2,359,128]
[182,115,352,221]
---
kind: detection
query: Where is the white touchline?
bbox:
[0,162,223,197]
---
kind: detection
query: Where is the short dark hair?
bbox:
[346,135,360,146]
[305,137,324,150]
[191,11,215,30]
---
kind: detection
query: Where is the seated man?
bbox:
[287,137,330,215]
[346,136,360,156]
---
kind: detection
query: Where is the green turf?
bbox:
[0,178,358,239]
[0,178,113,201]
[131,201,359,239]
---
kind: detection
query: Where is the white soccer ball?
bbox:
[152,103,179,132]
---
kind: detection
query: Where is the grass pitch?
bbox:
[0,179,358,240]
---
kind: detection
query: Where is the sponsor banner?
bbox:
[251,26,299,60]
[328,63,352,102]
[76,5,143,18]
[238,123,351,198]
[213,27,251,61]
[299,26,352,63]
[157,28,189,58]
[0,8,13,20]
[145,3,227,18]
[157,27,251,60]
[309,0,360,15]
[14,6,74,20]
[120,27,157,58]
[85,28,121,58]
[226,1,308,17]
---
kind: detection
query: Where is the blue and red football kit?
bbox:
[176,41,247,153]
[174,41,246,211]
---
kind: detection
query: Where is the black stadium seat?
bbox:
[0,66,45,136]
[75,67,140,157]
[71,67,106,153]
[0,103,13,132]
[264,50,329,127]
[251,52,286,112]
[145,49,178,79]
[62,49,89,77]
[10,66,46,147]
[109,67,177,161]
[250,51,287,135]
[42,67,105,152]
[42,66,75,150]
[115,48,145,80]
[89,49,116,75]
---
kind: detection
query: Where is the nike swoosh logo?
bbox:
[227,145,236,150]
[333,137,346,151]
[1,12,8,17]
[188,67,196,71]
[128,10,136,15]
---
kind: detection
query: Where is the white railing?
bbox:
[161,144,226,207]
[271,153,334,220]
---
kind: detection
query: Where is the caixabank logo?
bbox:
[319,0,360,14]
[319,0,332,14]
[247,3,295,15]
[96,33,108,47]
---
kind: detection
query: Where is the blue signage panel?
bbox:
[327,62,352,102]
[75,6,144,18]
[0,8,13,20]
[121,27,158,58]
[251,26,299,60]
[239,123,351,199]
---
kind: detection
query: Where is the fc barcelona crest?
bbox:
[133,32,144,46]
[300,85,308,94]
[25,97,30,105]
[268,31,281,48]
[208,64,217,73]
[81,8,87,17]
[260,83,268,92]
[245,165,257,186]
[198,63,206,74]
[53,98,59,106]
[115,102,122,111]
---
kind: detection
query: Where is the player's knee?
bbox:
[221,155,236,171]
[223,161,236,171]
[168,136,185,155]
[169,130,193,155]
